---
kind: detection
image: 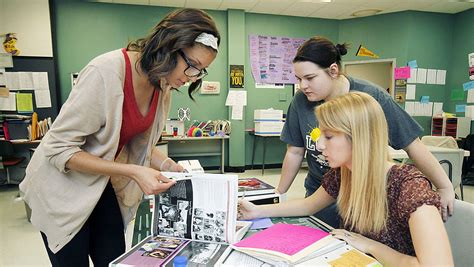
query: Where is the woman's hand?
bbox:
[238,198,260,220]
[132,165,176,195]
[331,229,377,254]
[168,162,185,173]
[436,187,454,221]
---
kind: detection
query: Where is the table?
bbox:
[162,136,229,173]
[389,146,470,159]
[250,132,281,175]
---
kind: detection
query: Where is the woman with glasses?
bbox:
[20,8,220,267]
[275,36,454,227]
[239,92,453,266]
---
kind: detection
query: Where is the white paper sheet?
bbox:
[405,101,414,115]
[33,72,49,90]
[426,69,437,84]
[0,92,16,111]
[34,89,52,108]
[231,105,243,120]
[433,102,443,116]
[468,90,474,103]
[225,90,247,106]
[436,70,446,85]
[19,72,34,89]
[407,68,417,84]
[5,72,20,90]
[406,84,416,100]
[417,68,427,84]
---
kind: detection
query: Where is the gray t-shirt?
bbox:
[281,76,423,194]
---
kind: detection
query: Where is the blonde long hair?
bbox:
[315,92,391,234]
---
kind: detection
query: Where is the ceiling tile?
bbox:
[310,3,363,19]
[149,0,186,7]
[113,0,149,5]
[423,2,474,13]
[218,0,259,11]
[281,2,328,17]
[250,0,295,14]
[184,0,222,10]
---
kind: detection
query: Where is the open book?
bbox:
[232,223,345,265]
[110,172,251,267]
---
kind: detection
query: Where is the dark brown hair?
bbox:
[293,36,349,70]
[127,8,220,99]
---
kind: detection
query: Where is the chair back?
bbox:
[0,140,16,158]
[444,200,474,267]
[421,136,459,149]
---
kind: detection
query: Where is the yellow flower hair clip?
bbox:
[310,127,321,142]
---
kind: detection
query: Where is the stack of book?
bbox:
[238,177,280,204]
[110,172,251,267]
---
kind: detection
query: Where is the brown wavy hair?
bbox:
[127,8,220,99]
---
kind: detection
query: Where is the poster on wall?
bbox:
[249,35,306,84]
[230,65,244,88]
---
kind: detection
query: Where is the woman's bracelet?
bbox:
[160,157,172,171]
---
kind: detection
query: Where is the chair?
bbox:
[421,135,458,149]
[0,140,26,185]
[421,136,465,200]
[444,200,474,267]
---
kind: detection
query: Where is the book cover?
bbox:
[238,178,275,197]
[232,223,345,265]
[110,172,251,267]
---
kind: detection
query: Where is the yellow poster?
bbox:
[16,93,34,113]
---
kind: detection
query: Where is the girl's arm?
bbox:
[238,186,336,220]
[332,204,453,267]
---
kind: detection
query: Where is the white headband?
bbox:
[195,32,219,52]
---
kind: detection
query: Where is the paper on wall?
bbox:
[35,89,52,108]
[426,69,437,84]
[231,105,243,120]
[468,90,474,103]
[407,68,417,84]
[405,101,414,115]
[433,102,443,116]
[0,92,16,111]
[416,68,427,84]
[436,70,446,85]
[225,90,247,106]
[465,106,474,120]
[406,84,416,100]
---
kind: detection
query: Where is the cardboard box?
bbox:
[254,109,283,121]
[255,121,284,135]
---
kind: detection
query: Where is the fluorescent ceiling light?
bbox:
[351,9,382,17]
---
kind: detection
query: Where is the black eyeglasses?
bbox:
[178,50,208,79]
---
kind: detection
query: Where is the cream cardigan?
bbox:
[19,49,171,253]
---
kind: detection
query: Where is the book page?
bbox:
[155,172,238,243]
[234,223,329,257]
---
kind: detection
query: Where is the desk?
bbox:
[389,146,470,159]
[162,136,229,173]
[250,133,280,175]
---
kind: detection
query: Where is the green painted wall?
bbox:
[447,8,474,132]
[51,1,473,168]
[339,11,456,135]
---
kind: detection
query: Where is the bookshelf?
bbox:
[431,117,471,138]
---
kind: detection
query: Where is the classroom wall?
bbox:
[339,11,455,135]
[447,8,474,132]
[51,1,473,168]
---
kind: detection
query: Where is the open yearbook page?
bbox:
[110,172,251,267]
[232,223,346,265]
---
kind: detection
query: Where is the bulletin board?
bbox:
[4,56,59,119]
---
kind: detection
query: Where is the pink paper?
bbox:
[234,223,329,256]
[394,66,411,79]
